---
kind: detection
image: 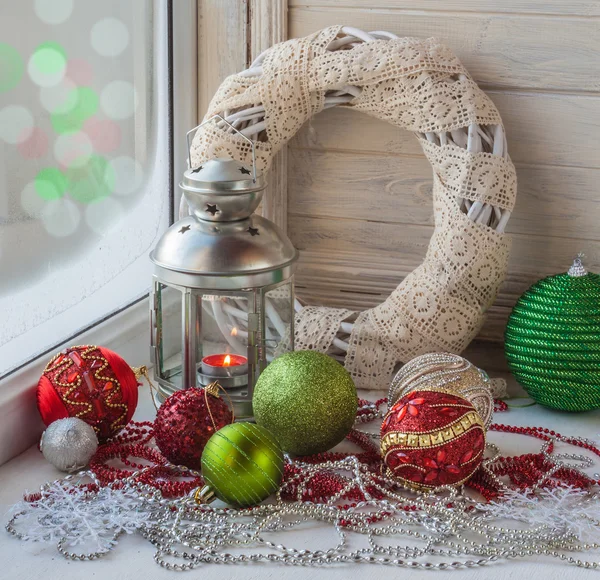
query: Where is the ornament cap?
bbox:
[190,485,217,505]
[205,381,221,398]
[568,253,587,277]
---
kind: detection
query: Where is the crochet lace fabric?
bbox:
[190,26,517,390]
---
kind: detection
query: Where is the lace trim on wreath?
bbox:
[294,306,353,353]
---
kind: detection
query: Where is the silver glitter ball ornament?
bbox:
[40,417,98,472]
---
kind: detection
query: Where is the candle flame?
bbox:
[223,354,231,367]
[231,327,238,337]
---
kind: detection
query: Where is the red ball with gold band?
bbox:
[381,390,486,491]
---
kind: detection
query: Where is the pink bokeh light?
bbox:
[17,127,48,159]
[83,117,122,153]
[55,131,92,169]
[66,58,93,86]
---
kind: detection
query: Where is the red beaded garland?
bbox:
[89,421,203,498]
[381,390,486,491]
[154,386,233,469]
[68,396,600,513]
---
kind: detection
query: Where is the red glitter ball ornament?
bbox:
[380,390,486,491]
[154,385,234,469]
[36,345,139,441]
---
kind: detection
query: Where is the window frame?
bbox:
[0,0,197,465]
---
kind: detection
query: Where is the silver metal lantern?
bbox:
[150,118,298,418]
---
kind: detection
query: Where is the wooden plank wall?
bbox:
[197,0,248,121]
[197,0,288,229]
[286,1,600,378]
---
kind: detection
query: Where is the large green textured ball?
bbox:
[253,350,358,455]
[505,261,600,411]
[201,422,284,507]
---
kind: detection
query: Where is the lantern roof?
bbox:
[150,214,298,289]
[151,158,298,289]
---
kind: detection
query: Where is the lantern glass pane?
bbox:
[196,292,255,395]
[261,280,294,367]
[154,282,183,388]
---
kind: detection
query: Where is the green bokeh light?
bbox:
[0,43,23,92]
[51,87,98,133]
[51,85,79,115]
[67,154,115,204]
[35,168,68,200]
[30,41,66,75]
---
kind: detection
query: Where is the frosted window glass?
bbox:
[0,1,170,376]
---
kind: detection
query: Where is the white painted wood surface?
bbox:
[2,385,600,579]
[293,97,600,170]
[197,0,290,231]
[289,148,600,240]
[289,0,600,17]
[289,6,600,91]
[281,2,600,373]
[197,1,248,124]
[250,0,289,232]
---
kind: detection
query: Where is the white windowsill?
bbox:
[1,380,599,579]
[0,298,152,466]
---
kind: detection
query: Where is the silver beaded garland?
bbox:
[7,432,600,570]
[40,418,98,472]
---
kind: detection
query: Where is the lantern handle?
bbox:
[186,114,257,183]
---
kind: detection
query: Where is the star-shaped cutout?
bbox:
[247,226,259,236]
[239,166,251,175]
[205,204,219,216]
[191,165,203,173]
[179,225,191,234]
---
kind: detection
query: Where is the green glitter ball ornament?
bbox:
[253,350,358,455]
[505,255,600,411]
[200,422,284,507]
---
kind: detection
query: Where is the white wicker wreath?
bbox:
[187,25,517,390]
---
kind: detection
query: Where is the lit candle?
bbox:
[201,353,248,379]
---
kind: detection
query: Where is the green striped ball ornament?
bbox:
[201,422,284,507]
[505,256,600,411]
